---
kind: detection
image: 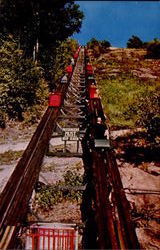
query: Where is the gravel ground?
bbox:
[0,163,15,193]
[0,126,84,226]
[40,156,83,185]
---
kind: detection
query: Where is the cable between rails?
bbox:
[124,187,160,195]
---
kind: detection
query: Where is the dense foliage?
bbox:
[127,35,144,48]
[127,36,160,59]
[0,0,83,83]
[0,0,83,57]
[0,35,46,127]
[87,38,111,57]
[146,39,160,59]
[136,92,160,142]
[0,0,83,127]
[34,170,83,209]
[0,35,78,126]
[99,75,160,142]
[49,38,79,90]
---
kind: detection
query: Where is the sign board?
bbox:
[62,128,79,141]
[94,139,110,148]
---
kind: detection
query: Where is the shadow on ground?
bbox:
[113,131,160,168]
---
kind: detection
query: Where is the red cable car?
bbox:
[49,92,61,107]
[87,64,92,71]
[87,64,93,75]
[66,65,72,73]
[66,65,73,77]
[89,85,99,99]
[74,53,78,60]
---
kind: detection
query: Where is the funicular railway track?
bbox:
[81,49,139,249]
[0,49,82,248]
[0,47,140,249]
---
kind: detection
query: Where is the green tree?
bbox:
[50,38,79,90]
[146,39,160,59]
[0,0,83,58]
[136,92,160,142]
[127,35,143,48]
[0,35,44,126]
[100,40,111,53]
[87,38,101,57]
[87,38,111,56]
[0,34,79,126]
[0,0,84,85]
[87,38,99,49]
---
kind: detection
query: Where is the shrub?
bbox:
[87,38,111,57]
[146,39,160,59]
[127,35,144,48]
[34,170,84,209]
[100,40,111,53]
[99,75,160,133]
[0,35,44,126]
[136,92,160,142]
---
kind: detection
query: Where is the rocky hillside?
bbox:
[93,48,160,79]
[88,48,160,131]
[88,47,160,249]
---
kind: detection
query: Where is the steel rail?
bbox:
[83,47,140,249]
[106,149,140,249]
[0,47,140,249]
[0,108,53,226]
[0,108,60,248]
[92,151,119,249]
[0,50,82,248]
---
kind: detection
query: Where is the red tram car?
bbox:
[49,92,61,107]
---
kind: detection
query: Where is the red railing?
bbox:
[25,227,76,250]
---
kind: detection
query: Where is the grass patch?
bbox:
[34,170,84,210]
[41,163,56,172]
[98,75,160,129]
[91,48,160,130]
[74,161,83,171]
[0,150,24,164]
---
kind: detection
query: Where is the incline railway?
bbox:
[0,47,140,249]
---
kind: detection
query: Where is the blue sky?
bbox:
[72,1,160,48]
